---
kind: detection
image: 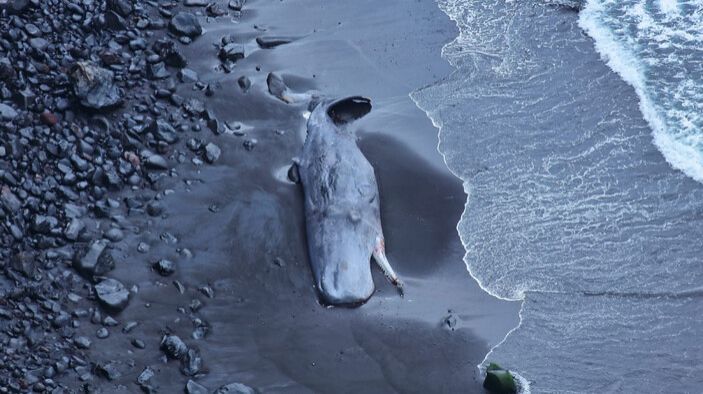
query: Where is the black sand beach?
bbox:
[1,0,519,392]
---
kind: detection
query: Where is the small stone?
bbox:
[147,62,170,80]
[214,382,257,394]
[40,110,58,126]
[105,228,124,242]
[71,62,123,109]
[170,12,202,37]
[186,380,209,394]
[204,142,221,163]
[137,366,155,386]
[228,0,245,11]
[94,278,130,312]
[237,76,250,92]
[153,259,176,276]
[75,239,114,276]
[483,363,517,394]
[96,361,121,381]
[219,43,245,62]
[74,336,92,349]
[160,334,188,360]
[96,327,109,339]
[0,103,18,121]
[144,154,169,170]
[181,348,203,376]
[178,68,199,83]
[132,339,146,349]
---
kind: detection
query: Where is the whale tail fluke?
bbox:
[373,237,404,297]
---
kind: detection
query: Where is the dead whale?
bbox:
[296,96,403,305]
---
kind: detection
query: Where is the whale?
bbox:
[295,96,403,305]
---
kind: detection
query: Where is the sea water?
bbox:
[412,0,703,392]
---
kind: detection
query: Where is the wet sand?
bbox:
[81,0,520,392]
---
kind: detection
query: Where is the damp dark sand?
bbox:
[82,0,520,392]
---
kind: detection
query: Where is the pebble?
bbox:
[96,327,109,339]
[94,278,130,312]
[160,334,188,360]
[169,12,202,37]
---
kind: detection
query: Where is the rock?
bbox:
[266,72,291,103]
[237,76,251,92]
[147,120,179,144]
[31,215,58,235]
[214,382,257,394]
[71,62,123,109]
[256,36,295,49]
[75,239,114,276]
[146,201,164,216]
[169,12,202,37]
[39,110,58,126]
[204,143,221,163]
[228,0,245,11]
[186,380,209,394]
[132,339,146,349]
[160,334,188,360]
[184,0,208,5]
[94,278,130,312]
[137,366,154,386]
[153,259,175,276]
[181,348,203,376]
[219,43,245,62]
[74,336,92,349]
[96,361,121,380]
[178,68,199,83]
[64,218,86,240]
[206,3,227,17]
[144,153,169,170]
[0,103,18,121]
[243,139,257,151]
[29,37,48,50]
[105,228,124,242]
[0,0,30,14]
[96,327,109,339]
[107,0,132,16]
[147,62,170,80]
[183,98,205,116]
[483,363,517,394]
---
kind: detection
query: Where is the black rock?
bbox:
[144,153,169,170]
[228,0,245,11]
[237,76,251,92]
[169,12,202,38]
[178,68,199,83]
[75,239,115,276]
[147,120,179,144]
[186,380,209,394]
[0,103,18,121]
[132,339,146,349]
[483,363,517,394]
[96,327,109,339]
[204,142,221,163]
[147,62,170,80]
[96,361,121,380]
[31,215,58,235]
[160,334,188,360]
[64,219,86,240]
[107,0,132,17]
[137,366,154,386]
[0,0,30,14]
[218,43,245,62]
[183,98,205,116]
[256,36,295,49]
[266,72,291,103]
[74,336,92,349]
[71,62,123,109]
[214,383,257,394]
[181,348,203,376]
[152,259,175,276]
[94,278,130,312]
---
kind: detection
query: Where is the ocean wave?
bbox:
[579,0,703,184]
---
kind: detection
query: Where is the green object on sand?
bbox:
[483,363,517,394]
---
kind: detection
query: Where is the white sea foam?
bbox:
[579,0,703,184]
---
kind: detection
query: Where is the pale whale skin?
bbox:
[299,97,384,305]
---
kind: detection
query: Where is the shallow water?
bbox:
[413,0,703,392]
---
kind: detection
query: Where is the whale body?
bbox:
[298,96,402,305]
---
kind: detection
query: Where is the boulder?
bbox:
[94,278,130,312]
[483,363,517,394]
[169,12,202,37]
[71,62,123,109]
[214,383,257,394]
